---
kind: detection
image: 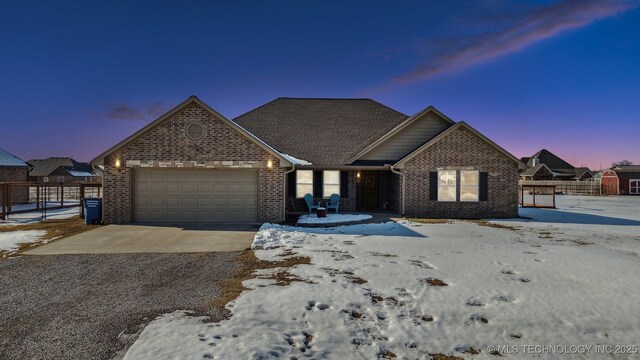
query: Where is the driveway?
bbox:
[24,223,258,255]
[0,252,241,360]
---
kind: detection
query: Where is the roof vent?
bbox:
[187,123,204,140]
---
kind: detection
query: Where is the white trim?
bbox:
[630,179,640,195]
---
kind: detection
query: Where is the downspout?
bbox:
[390,165,405,215]
[283,165,296,221]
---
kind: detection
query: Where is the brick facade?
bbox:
[401,126,519,218]
[0,167,30,203]
[102,102,285,224]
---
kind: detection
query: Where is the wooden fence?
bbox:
[519,180,601,195]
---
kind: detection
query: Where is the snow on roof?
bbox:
[67,170,96,177]
[280,153,313,166]
[0,148,29,167]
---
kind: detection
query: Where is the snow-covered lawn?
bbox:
[0,230,47,253]
[297,213,373,225]
[0,204,80,227]
[125,195,640,359]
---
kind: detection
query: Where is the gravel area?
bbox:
[0,253,240,360]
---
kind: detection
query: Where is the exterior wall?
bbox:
[288,170,356,213]
[0,167,30,203]
[360,112,450,161]
[388,172,402,214]
[601,170,619,195]
[102,102,285,224]
[401,126,519,218]
[616,172,640,195]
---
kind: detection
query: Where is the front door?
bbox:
[362,171,379,210]
[630,179,640,195]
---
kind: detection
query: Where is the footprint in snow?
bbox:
[306,300,316,310]
[501,269,517,275]
[466,314,489,325]
[408,259,434,269]
[465,297,485,307]
[495,295,515,303]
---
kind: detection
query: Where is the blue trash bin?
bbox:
[83,198,102,225]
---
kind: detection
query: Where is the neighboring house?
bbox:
[0,148,30,203]
[520,149,591,181]
[574,167,594,181]
[601,165,640,195]
[28,157,98,183]
[91,96,525,224]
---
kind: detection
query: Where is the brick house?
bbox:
[92,96,524,224]
[28,157,99,183]
[0,148,30,204]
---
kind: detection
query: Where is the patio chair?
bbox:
[304,193,321,213]
[326,193,340,213]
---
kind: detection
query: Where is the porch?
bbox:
[286,169,401,216]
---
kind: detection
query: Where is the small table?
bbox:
[316,207,327,218]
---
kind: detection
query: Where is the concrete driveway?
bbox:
[24,224,258,254]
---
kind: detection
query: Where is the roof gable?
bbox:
[528,149,574,171]
[348,106,455,163]
[91,96,292,166]
[233,98,408,166]
[28,157,81,176]
[394,122,526,169]
[0,148,29,167]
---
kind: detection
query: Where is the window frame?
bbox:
[459,170,480,202]
[437,170,457,202]
[322,170,341,198]
[295,170,313,199]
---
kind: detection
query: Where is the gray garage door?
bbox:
[133,168,258,223]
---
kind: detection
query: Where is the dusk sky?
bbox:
[1,0,639,170]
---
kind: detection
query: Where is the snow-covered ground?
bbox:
[0,230,47,253]
[0,204,80,227]
[297,213,373,225]
[124,195,640,359]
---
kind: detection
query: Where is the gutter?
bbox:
[283,165,296,221]
[390,165,405,215]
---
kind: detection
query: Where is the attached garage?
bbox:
[133,168,258,223]
[91,96,290,225]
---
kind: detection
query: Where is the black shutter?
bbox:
[340,171,349,197]
[313,171,323,198]
[479,172,489,201]
[429,172,438,200]
[287,171,296,199]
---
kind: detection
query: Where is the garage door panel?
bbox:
[134,169,258,223]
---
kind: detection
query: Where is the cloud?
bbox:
[379,0,638,89]
[106,101,167,120]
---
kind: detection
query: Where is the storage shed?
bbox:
[601,165,640,195]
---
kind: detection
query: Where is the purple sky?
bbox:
[1,0,639,170]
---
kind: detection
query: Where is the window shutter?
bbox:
[479,172,489,201]
[340,171,349,197]
[429,172,438,200]
[313,171,323,198]
[287,171,296,199]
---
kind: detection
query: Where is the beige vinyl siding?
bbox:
[360,112,451,161]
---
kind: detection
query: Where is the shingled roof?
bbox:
[233,98,408,165]
[27,157,94,177]
[0,148,29,167]
[527,149,575,172]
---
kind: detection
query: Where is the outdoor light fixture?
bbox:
[267,159,273,169]
[357,171,361,179]
[115,159,121,168]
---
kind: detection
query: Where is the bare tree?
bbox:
[611,160,633,167]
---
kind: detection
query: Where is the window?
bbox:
[323,170,340,198]
[43,176,49,183]
[460,171,479,202]
[296,170,313,198]
[437,170,457,202]
[57,176,65,183]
